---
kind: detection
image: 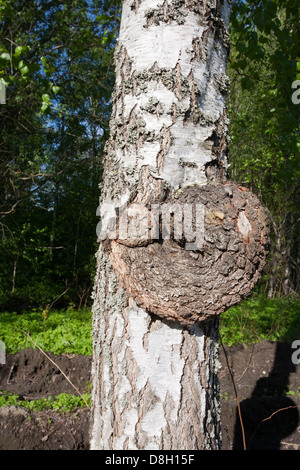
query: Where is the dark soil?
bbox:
[0,341,299,450]
[0,349,91,450]
[220,341,300,450]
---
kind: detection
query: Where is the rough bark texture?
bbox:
[91,250,221,449]
[90,0,268,450]
[99,0,231,213]
[109,182,269,325]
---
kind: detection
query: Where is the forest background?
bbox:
[0,0,299,339]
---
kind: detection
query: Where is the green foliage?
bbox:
[220,296,300,346]
[51,393,91,413]
[228,0,300,295]
[1,295,299,356]
[0,308,92,355]
[0,391,19,408]
[0,390,91,413]
[0,0,298,312]
[0,0,121,311]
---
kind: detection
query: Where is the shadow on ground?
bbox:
[220,341,300,450]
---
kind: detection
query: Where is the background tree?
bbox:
[0,0,120,310]
[227,0,300,296]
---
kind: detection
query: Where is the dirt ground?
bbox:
[219,340,300,450]
[0,340,299,450]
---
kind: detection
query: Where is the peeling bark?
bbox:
[90,0,268,450]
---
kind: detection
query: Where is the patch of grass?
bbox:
[283,387,300,399]
[220,295,300,346]
[0,308,93,355]
[0,391,91,413]
[1,297,299,355]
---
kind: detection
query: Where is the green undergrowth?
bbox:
[0,296,299,356]
[0,307,93,355]
[220,295,300,347]
[0,391,91,413]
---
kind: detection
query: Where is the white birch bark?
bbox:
[90,0,231,450]
[91,251,221,450]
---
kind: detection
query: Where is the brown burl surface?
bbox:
[108,182,269,325]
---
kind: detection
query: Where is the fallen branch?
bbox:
[281,441,300,448]
[249,405,300,447]
[7,363,15,385]
[21,330,90,411]
[260,405,298,424]
[220,336,247,450]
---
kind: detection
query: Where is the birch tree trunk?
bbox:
[90,0,269,450]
